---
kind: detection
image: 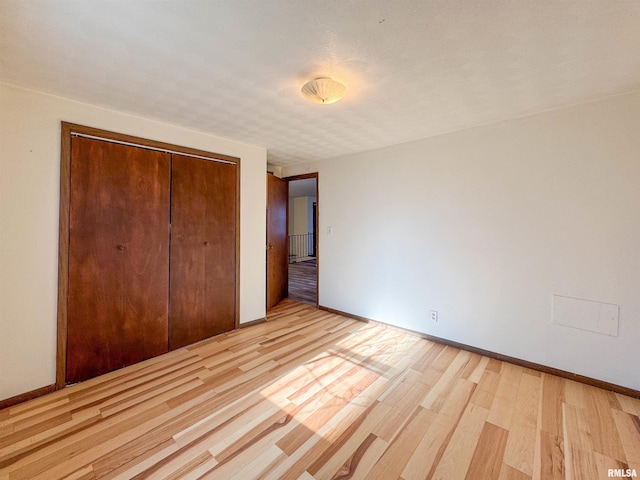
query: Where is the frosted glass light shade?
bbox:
[301,77,346,104]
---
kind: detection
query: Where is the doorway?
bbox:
[286,174,318,306]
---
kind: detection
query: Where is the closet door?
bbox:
[169,154,237,350]
[66,137,170,384]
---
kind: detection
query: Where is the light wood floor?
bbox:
[1,300,639,479]
[288,259,317,306]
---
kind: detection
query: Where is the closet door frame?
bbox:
[57,122,240,389]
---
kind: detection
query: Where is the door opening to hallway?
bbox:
[287,174,318,306]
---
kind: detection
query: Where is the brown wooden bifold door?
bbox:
[169,154,237,350]
[266,173,288,310]
[66,137,170,384]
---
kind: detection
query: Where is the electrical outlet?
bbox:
[430,310,438,322]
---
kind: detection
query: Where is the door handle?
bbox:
[267,243,273,250]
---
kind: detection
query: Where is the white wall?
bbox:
[288,198,296,234]
[283,92,640,390]
[0,83,267,401]
[307,196,316,234]
[289,196,313,235]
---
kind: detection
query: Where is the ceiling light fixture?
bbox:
[301,77,346,104]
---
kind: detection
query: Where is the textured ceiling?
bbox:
[1,1,639,166]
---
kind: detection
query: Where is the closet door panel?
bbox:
[120,147,171,367]
[169,154,236,350]
[67,138,125,383]
[201,159,236,334]
[67,137,170,383]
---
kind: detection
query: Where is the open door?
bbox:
[266,173,288,310]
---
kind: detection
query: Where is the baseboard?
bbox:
[238,317,267,329]
[0,384,57,410]
[319,305,640,400]
[320,305,372,324]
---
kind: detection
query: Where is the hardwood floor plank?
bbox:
[498,463,531,480]
[470,369,500,409]
[65,465,95,480]
[272,388,386,480]
[401,378,476,480]
[459,352,483,381]
[276,369,378,456]
[308,403,389,479]
[0,410,102,466]
[486,357,503,373]
[467,355,490,384]
[336,435,388,480]
[563,403,594,453]
[594,451,630,480]
[611,409,640,470]
[503,371,541,476]
[534,429,565,480]
[0,412,72,449]
[95,438,178,480]
[7,403,169,480]
[539,374,564,438]
[465,421,509,480]
[486,363,523,430]
[373,369,432,442]
[288,260,317,306]
[174,394,281,450]
[409,341,445,374]
[565,445,599,480]
[327,432,377,480]
[139,449,214,480]
[414,346,460,392]
[363,406,435,480]
[583,386,627,461]
[431,402,489,480]
[615,393,640,417]
[230,443,285,479]
[421,350,473,412]
[563,379,587,410]
[0,398,71,430]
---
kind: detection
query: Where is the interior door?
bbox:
[266,173,288,310]
[67,137,170,384]
[169,154,237,350]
